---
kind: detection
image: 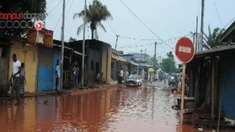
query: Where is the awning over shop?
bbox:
[112,54,127,62]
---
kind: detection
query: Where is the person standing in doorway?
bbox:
[9,54,21,105]
[55,59,60,93]
[19,63,26,99]
[73,62,79,88]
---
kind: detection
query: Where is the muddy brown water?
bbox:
[0,85,233,132]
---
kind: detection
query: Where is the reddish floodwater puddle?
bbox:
[0,86,234,132]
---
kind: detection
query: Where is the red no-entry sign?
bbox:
[175,37,195,63]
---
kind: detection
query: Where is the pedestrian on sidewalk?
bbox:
[55,59,60,93]
[9,54,21,105]
[19,62,26,99]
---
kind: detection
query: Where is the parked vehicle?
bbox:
[126,74,143,87]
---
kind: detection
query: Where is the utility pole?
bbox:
[60,0,65,92]
[195,16,198,52]
[81,0,87,88]
[115,35,119,50]
[200,0,205,51]
[144,48,146,59]
[154,42,157,73]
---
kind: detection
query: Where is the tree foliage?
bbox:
[69,37,77,42]
[161,51,177,74]
[206,25,225,48]
[0,0,46,40]
[73,0,112,39]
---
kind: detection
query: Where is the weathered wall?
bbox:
[9,41,38,93]
[0,58,9,85]
[0,44,10,88]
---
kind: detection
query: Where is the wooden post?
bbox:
[211,57,215,119]
[180,63,186,125]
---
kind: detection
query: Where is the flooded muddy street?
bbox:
[0,82,197,132]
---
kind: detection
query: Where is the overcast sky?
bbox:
[45,0,235,64]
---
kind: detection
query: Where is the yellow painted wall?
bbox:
[101,46,112,84]
[9,40,38,93]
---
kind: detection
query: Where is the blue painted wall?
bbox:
[220,56,235,120]
[37,47,61,91]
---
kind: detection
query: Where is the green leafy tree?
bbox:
[73,0,112,39]
[206,25,225,48]
[69,37,77,42]
[166,51,174,58]
[0,0,46,40]
[161,51,177,74]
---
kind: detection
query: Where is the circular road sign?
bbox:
[175,37,195,63]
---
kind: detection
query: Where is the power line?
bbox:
[66,0,74,19]
[119,0,173,49]
[213,0,224,26]
[54,16,62,31]
[48,0,63,14]
[119,35,160,41]
[118,42,155,48]
[118,34,192,48]
[108,21,161,41]
[223,16,235,29]
[107,21,117,35]
[119,0,161,40]
[54,0,71,31]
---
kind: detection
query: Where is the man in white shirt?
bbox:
[10,54,21,105]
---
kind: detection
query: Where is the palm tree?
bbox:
[205,25,225,48]
[73,0,112,39]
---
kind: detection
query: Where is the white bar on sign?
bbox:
[178,46,191,53]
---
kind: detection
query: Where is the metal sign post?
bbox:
[180,63,186,125]
[175,37,195,125]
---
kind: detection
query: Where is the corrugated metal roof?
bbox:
[195,44,235,56]
[111,54,127,62]
[128,61,138,66]
[220,21,235,42]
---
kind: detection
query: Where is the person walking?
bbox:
[9,54,21,105]
[19,62,26,99]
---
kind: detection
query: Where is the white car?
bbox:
[125,74,143,87]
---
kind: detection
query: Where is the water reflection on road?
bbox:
[0,85,197,132]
